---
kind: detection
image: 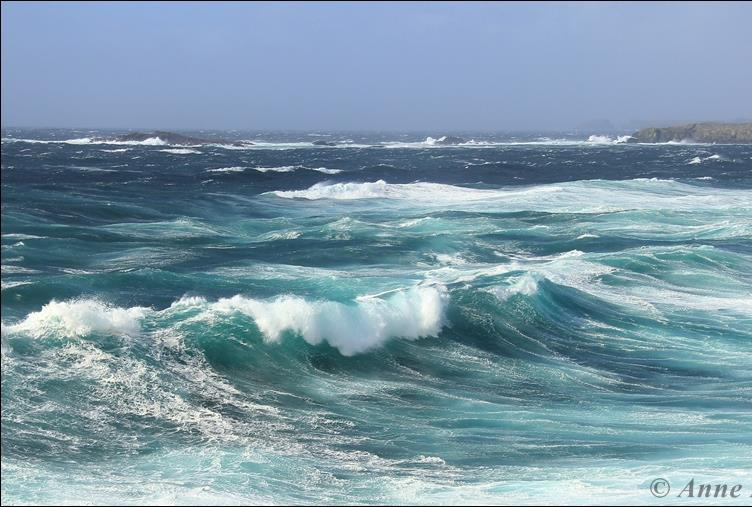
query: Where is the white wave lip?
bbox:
[2,299,148,339]
[209,285,448,355]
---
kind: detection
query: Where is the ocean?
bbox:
[1,129,751,504]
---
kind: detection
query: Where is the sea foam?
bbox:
[3,285,449,355]
[2,299,148,339]
[160,148,201,155]
[268,179,751,213]
[208,284,448,355]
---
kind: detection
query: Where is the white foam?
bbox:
[2,136,171,146]
[253,165,299,173]
[62,137,95,145]
[2,234,44,240]
[1,265,39,274]
[2,299,148,339]
[254,165,342,174]
[434,253,468,265]
[490,273,539,300]
[384,136,637,148]
[1,280,33,290]
[308,167,342,174]
[160,148,201,155]
[208,285,448,355]
[1,137,93,145]
[689,154,724,165]
[207,165,342,174]
[587,135,632,144]
[3,286,449,355]
[270,180,507,201]
[207,166,247,173]
[268,179,751,213]
[258,230,302,241]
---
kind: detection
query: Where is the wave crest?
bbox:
[3,285,449,355]
[2,299,148,339]
[209,285,448,355]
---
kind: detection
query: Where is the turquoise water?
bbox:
[2,130,751,504]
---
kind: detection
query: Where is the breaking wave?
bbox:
[689,154,724,164]
[208,166,342,174]
[159,148,202,155]
[2,285,449,356]
[268,179,750,213]
[2,299,147,339]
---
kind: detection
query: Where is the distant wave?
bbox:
[587,134,632,144]
[159,148,202,155]
[206,166,247,173]
[207,165,342,174]
[268,179,751,213]
[2,284,449,356]
[254,165,342,174]
[380,136,638,148]
[2,137,100,145]
[2,136,168,146]
[688,154,724,165]
[1,135,720,149]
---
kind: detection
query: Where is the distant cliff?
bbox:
[628,122,752,144]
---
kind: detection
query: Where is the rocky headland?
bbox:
[627,122,752,144]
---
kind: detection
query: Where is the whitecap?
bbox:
[207,166,247,173]
[159,148,201,155]
[3,285,449,356]
[689,154,724,165]
[2,299,148,338]
[207,284,448,355]
[267,179,750,214]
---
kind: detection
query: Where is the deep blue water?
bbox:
[2,129,751,504]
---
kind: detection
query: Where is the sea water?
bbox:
[2,130,751,504]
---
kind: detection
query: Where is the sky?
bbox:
[2,1,751,131]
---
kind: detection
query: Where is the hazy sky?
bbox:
[2,1,751,131]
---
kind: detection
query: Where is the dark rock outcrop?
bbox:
[433,135,466,145]
[627,122,752,144]
[116,131,252,146]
